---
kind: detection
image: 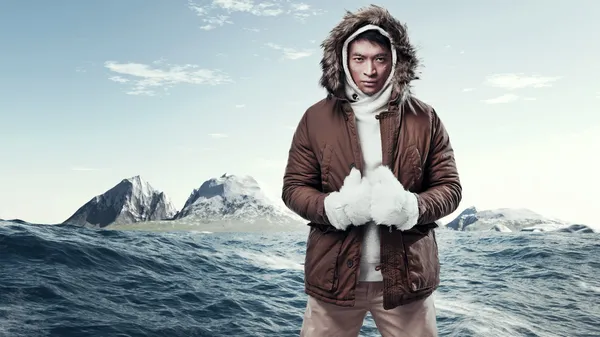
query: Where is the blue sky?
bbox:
[1,0,599,227]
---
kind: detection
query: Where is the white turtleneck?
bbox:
[341,24,397,282]
[354,103,387,282]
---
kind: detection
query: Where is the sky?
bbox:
[1,0,599,228]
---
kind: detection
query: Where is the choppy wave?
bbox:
[0,221,598,336]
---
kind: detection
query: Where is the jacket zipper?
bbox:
[375,112,396,235]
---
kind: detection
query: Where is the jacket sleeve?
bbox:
[281,111,332,226]
[415,110,462,225]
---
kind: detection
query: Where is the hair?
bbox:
[350,29,391,52]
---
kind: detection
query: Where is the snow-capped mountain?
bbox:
[446,206,569,232]
[63,176,177,228]
[172,173,303,230]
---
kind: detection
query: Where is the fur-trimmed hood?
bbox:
[319,5,419,102]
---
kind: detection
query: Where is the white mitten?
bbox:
[324,168,372,230]
[367,165,419,230]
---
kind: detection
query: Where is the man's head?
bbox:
[346,29,393,96]
[319,5,419,102]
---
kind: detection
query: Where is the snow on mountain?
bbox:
[446,206,570,232]
[172,173,304,230]
[62,176,177,228]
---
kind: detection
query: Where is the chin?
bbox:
[360,87,381,96]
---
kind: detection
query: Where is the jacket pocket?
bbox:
[400,145,423,191]
[401,227,440,293]
[304,225,343,292]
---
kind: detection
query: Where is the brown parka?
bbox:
[281,5,462,310]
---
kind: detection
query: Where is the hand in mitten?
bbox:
[324,167,372,230]
[367,165,419,230]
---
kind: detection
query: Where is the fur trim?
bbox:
[367,165,419,230]
[324,168,372,230]
[319,5,420,102]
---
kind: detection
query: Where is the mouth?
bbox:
[361,81,377,85]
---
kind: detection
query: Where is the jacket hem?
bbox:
[304,286,356,307]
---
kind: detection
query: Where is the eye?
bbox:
[353,57,363,62]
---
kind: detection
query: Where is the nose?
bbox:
[363,61,376,76]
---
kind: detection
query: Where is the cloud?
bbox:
[266,42,313,60]
[200,14,232,30]
[482,94,519,104]
[208,133,229,138]
[218,0,282,15]
[188,0,324,29]
[484,73,561,90]
[109,76,129,83]
[235,104,245,108]
[462,88,475,92]
[104,60,232,96]
[188,1,231,30]
[288,2,325,21]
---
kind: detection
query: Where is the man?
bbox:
[281,5,461,337]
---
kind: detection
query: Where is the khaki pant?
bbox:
[300,282,437,337]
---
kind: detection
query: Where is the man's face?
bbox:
[347,39,392,96]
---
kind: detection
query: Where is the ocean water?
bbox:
[1,221,598,337]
